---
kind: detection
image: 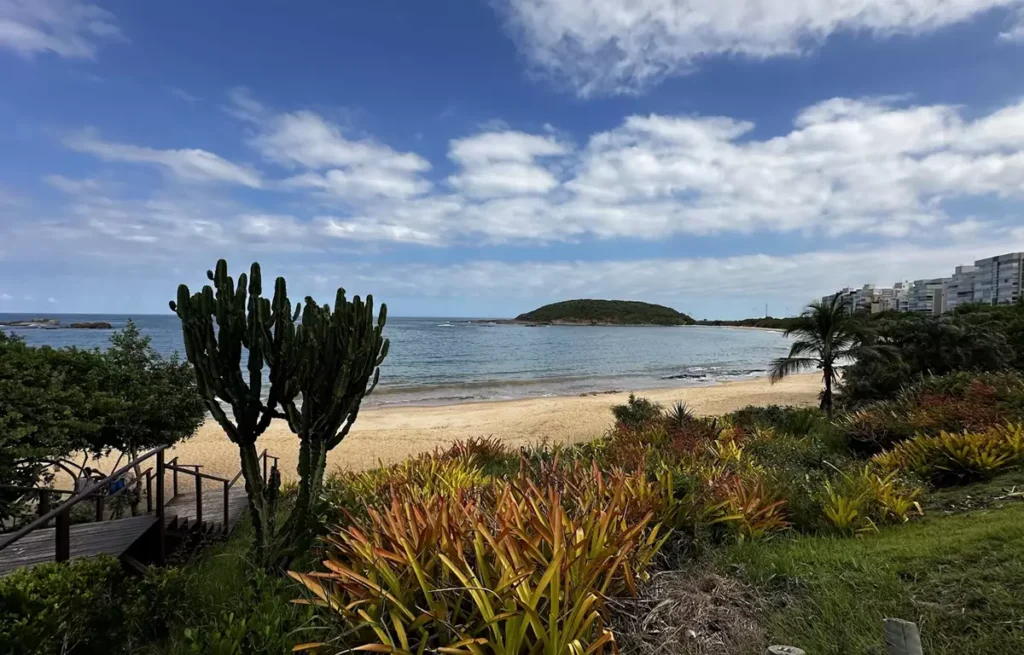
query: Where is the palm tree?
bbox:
[769,294,891,416]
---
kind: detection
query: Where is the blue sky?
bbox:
[1,0,1023,319]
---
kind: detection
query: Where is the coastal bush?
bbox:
[840,303,1024,406]
[818,467,923,535]
[841,372,1024,454]
[872,424,1024,486]
[292,468,667,654]
[0,556,190,654]
[728,404,831,439]
[611,393,663,430]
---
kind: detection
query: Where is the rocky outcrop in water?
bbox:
[69,322,113,329]
[0,318,61,328]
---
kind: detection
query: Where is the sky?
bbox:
[1,0,1024,319]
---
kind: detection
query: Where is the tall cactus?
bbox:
[170,259,388,567]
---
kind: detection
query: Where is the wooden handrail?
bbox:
[165,463,230,484]
[0,445,170,555]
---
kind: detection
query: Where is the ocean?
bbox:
[1,313,793,407]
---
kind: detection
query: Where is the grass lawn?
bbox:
[724,490,1024,654]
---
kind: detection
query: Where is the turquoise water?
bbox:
[1,314,792,406]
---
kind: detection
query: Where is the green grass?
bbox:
[724,502,1024,654]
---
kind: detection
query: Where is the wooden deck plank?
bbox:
[0,515,157,576]
[166,486,248,531]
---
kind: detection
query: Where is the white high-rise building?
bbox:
[973,252,1024,306]
[907,278,948,314]
[941,265,978,313]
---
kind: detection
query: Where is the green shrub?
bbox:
[0,556,188,654]
[840,372,1024,454]
[872,424,1024,486]
[728,404,829,438]
[611,393,663,431]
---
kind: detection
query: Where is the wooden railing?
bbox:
[0,446,169,565]
[165,450,278,530]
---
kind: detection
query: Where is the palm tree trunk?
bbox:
[822,366,834,418]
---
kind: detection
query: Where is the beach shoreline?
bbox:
[162,372,821,480]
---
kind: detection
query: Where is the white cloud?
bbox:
[0,293,11,301]
[25,94,1024,253]
[65,130,262,188]
[238,98,431,200]
[43,174,100,194]
[448,131,569,197]
[496,0,1024,95]
[167,86,200,103]
[291,237,1024,315]
[47,297,56,303]
[0,0,123,59]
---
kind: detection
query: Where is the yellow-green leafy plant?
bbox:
[720,477,789,541]
[821,480,874,536]
[292,469,667,654]
[872,424,1024,486]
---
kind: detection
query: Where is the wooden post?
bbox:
[155,450,165,565]
[884,619,924,655]
[262,453,268,484]
[55,508,70,562]
[171,458,178,497]
[96,493,104,522]
[37,489,51,520]
[195,475,203,527]
[146,471,153,513]
[223,481,230,530]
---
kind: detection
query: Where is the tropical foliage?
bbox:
[769,294,891,416]
[0,323,204,522]
[840,301,1024,406]
[872,424,1024,486]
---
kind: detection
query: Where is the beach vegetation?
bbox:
[840,371,1024,454]
[611,392,663,430]
[872,424,1024,486]
[840,300,1024,406]
[769,294,894,416]
[171,259,389,569]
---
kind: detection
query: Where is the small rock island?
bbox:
[0,318,112,329]
[511,299,695,326]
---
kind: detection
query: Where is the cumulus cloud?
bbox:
[236,95,432,201]
[448,131,569,197]
[0,0,123,59]
[496,0,1024,95]
[65,130,262,188]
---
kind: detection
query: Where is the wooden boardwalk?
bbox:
[166,486,249,532]
[0,515,157,576]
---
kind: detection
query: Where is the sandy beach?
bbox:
[163,373,821,480]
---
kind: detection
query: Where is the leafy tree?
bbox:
[0,324,204,522]
[839,302,1022,407]
[171,260,388,568]
[96,320,206,464]
[770,294,893,416]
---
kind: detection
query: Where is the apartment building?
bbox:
[821,251,1023,316]
[973,252,1024,306]
[940,265,978,313]
[907,278,948,314]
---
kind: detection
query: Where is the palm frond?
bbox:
[769,356,818,383]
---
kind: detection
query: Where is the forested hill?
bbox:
[515,300,695,326]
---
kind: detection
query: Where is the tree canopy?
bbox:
[0,322,205,521]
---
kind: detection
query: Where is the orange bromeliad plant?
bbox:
[291,468,668,654]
